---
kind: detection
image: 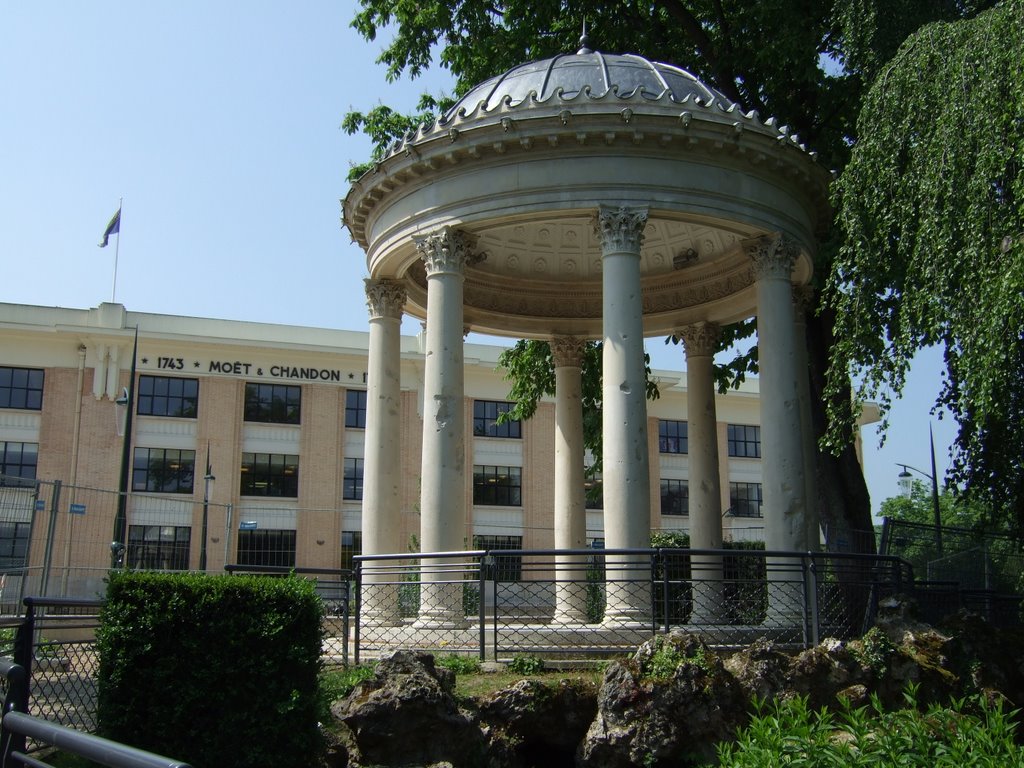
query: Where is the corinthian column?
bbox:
[678,321,724,624]
[596,205,652,626]
[361,279,406,625]
[413,227,476,628]
[551,336,588,623]
[747,235,808,626]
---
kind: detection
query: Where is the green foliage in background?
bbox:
[96,571,324,768]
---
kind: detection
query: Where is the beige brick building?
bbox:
[0,300,842,599]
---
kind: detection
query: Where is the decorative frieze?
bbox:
[414,227,483,276]
[677,321,721,358]
[595,206,649,254]
[364,279,407,320]
[745,234,800,281]
[550,336,588,369]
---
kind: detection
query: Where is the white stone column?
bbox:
[747,235,808,625]
[793,286,821,552]
[678,321,724,624]
[413,227,476,628]
[596,205,652,626]
[551,336,589,623]
[361,279,406,625]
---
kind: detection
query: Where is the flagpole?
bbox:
[111,197,123,303]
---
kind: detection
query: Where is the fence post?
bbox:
[12,605,34,714]
[656,550,669,634]
[0,659,28,760]
[39,480,62,599]
[342,576,350,667]
[478,555,488,662]
[804,554,819,649]
[353,563,362,666]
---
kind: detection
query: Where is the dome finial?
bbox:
[577,19,592,54]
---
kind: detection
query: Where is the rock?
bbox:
[724,638,790,701]
[331,650,485,767]
[578,632,745,767]
[477,677,597,767]
[786,638,858,709]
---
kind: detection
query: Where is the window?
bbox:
[127,525,191,570]
[584,478,603,510]
[132,448,195,493]
[728,424,761,458]
[473,465,522,506]
[658,420,688,454]
[244,383,301,424]
[340,530,362,572]
[474,535,523,581]
[239,453,299,497]
[473,400,521,439]
[345,389,367,429]
[343,458,363,501]
[0,522,31,570]
[0,367,43,410]
[660,479,689,516]
[236,529,296,567]
[729,482,763,517]
[137,375,198,418]
[0,442,37,482]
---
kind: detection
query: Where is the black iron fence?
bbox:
[353,548,913,661]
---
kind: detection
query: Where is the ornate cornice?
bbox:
[677,321,721,357]
[414,227,483,277]
[745,234,800,281]
[364,279,406,320]
[550,336,588,368]
[595,206,648,254]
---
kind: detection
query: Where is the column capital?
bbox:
[550,336,588,369]
[364,279,407,320]
[745,234,800,281]
[677,321,721,358]
[415,227,482,277]
[595,206,649,254]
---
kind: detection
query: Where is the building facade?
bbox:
[0,301,858,601]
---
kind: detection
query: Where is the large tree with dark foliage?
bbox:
[343,0,1010,547]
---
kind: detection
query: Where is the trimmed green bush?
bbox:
[96,571,323,768]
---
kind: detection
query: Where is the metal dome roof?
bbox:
[445,46,734,119]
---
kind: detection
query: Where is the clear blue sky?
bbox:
[0,2,956,520]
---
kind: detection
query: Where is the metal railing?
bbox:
[0,659,192,768]
[353,548,913,661]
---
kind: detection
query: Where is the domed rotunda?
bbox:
[344,39,829,628]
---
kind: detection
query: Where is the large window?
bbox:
[137,375,198,418]
[729,482,763,518]
[132,448,195,493]
[0,442,37,482]
[239,453,299,497]
[0,522,31,570]
[660,479,689,516]
[244,383,301,424]
[237,529,296,567]
[658,420,688,454]
[0,367,43,410]
[340,530,362,572]
[473,465,522,506]
[343,458,363,501]
[345,389,367,429]
[728,424,761,458]
[127,525,191,570]
[473,400,521,439]
[474,534,523,581]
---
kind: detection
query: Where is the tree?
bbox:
[343,0,1000,552]
[879,480,991,531]
[828,0,1024,529]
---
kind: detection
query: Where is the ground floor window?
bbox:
[340,530,362,572]
[729,482,763,518]
[473,534,523,581]
[127,525,191,570]
[660,479,689,516]
[236,528,296,567]
[0,522,31,570]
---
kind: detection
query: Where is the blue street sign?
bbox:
[239,521,258,530]
[34,500,45,511]
[69,503,86,515]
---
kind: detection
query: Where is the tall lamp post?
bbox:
[199,442,215,572]
[897,423,943,558]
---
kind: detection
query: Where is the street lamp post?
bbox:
[897,424,943,558]
[199,442,215,572]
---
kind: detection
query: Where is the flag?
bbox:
[99,207,121,248]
